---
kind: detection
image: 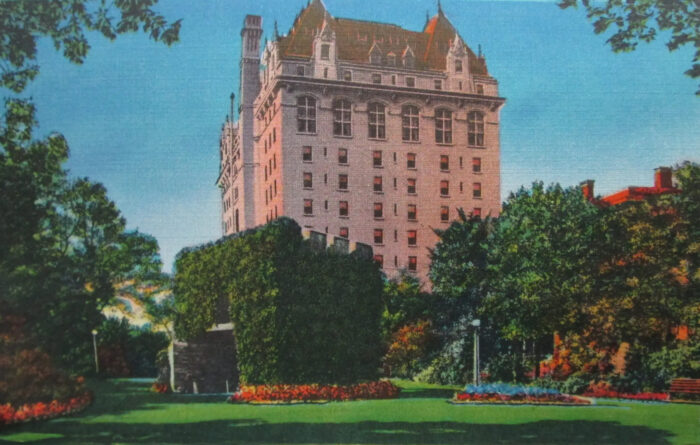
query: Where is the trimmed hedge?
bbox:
[174,218,384,385]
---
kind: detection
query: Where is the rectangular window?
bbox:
[473,208,482,219]
[297,65,305,76]
[338,148,348,164]
[373,176,383,192]
[440,206,449,222]
[408,230,417,246]
[368,103,386,139]
[402,106,419,141]
[321,44,330,60]
[434,79,442,90]
[372,73,382,84]
[476,84,484,95]
[407,153,416,169]
[324,173,328,185]
[303,172,312,189]
[407,178,416,194]
[302,146,312,162]
[440,155,449,171]
[374,202,383,219]
[374,229,384,244]
[297,96,316,133]
[407,204,417,220]
[405,77,415,87]
[440,180,450,196]
[373,254,384,267]
[473,157,481,173]
[324,200,328,210]
[435,109,452,144]
[408,256,417,271]
[304,199,313,215]
[323,67,328,78]
[473,182,482,198]
[340,227,349,238]
[338,174,348,190]
[339,201,349,217]
[391,75,396,85]
[455,59,463,73]
[373,150,382,167]
[394,229,398,242]
[344,70,352,81]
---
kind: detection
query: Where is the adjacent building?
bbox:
[217,0,505,284]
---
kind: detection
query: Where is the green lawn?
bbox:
[0,379,698,444]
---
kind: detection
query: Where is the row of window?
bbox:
[302,172,482,197]
[299,97,486,146]
[302,146,483,172]
[374,255,418,272]
[302,199,481,219]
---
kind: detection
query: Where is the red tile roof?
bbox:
[601,186,680,206]
[277,0,488,75]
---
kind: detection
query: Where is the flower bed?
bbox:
[151,382,171,394]
[0,392,93,426]
[453,383,591,405]
[229,381,401,403]
[583,383,669,402]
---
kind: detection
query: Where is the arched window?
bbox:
[468,111,485,146]
[368,103,386,139]
[435,109,452,144]
[333,99,352,136]
[296,96,316,133]
[401,105,419,141]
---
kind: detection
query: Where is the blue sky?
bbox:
[22,0,700,272]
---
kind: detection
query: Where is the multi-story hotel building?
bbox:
[217,0,505,284]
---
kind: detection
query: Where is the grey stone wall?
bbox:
[173,329,238,394]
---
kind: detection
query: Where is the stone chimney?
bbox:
[580,179,595,200]
[654,167,673,189]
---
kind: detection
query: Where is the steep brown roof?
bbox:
[277,0,488,75]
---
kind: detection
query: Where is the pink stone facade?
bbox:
[218,1,504,285]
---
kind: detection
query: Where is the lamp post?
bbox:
[91,329,99,374]
[471,319,481,386]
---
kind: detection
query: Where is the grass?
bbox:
[0,378,698,444]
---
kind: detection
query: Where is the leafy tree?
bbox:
[483,183,602,377]
[419,213,499,384]
[558,0,700,94]
[382,272,438,341]
[430,211,495,323]
[583,162,699,353]
[0,0,181,93]
[0,0,179,374]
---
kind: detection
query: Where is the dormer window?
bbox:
[387,53,396,66]
[403,52,414,69]
[370,44,382,65]
[455,59,463,73]
[321,44,330,60]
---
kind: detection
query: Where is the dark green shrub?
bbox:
[609,341,700,392]
[485,351,530,383]
[97,317,169,377]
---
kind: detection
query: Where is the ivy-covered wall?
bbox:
[174,218,384,384]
